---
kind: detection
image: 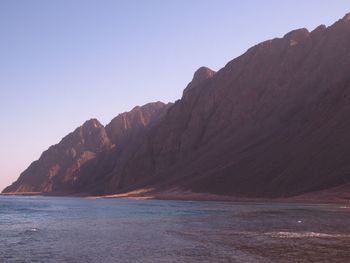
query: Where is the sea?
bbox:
[0,196,349,263]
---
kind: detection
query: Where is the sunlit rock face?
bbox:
[3,103,172,195]
[3,119,112,193]
[4,12,350,197]
[105,101,170,146]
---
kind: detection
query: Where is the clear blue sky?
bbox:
[1,0,350,191]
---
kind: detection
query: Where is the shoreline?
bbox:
[2,187,350,205]
[96,188,350,205]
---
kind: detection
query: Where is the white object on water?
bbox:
[268,231,344,238]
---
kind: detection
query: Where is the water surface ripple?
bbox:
[0,196,349,262]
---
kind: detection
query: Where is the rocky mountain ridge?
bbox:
[4,13,350,199]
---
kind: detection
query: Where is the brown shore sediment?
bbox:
[2,185,350,204]
[95,187,350,204]
[0,192,42,196]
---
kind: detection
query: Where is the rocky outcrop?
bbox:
[106,101,170,146]
[4,12,350,198]
[3,103,172,194]
[110,12,350,198]
[3,119,112,193]
[183,66,216,96]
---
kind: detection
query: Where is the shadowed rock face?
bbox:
[4,13,350,197]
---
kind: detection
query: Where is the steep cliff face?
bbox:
[108,13,350,197]
[3,102,171,194]
[3,119,112,193]
[4,13,350,197]
[106,101,170,146]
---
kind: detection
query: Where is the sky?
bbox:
[1,0,350,191]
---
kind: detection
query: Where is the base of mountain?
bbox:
[97,185,350,204]
[2,184,350,204]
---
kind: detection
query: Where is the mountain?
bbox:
[3,13,350,199]
[3,102,172,195]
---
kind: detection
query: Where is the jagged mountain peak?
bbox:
[105,101,172,145]
[342,11,350,22]
[4,12,350,199]
[191,66,216,86]
[283,28,309,41]
[81,118,104,129]
[182,66,216,97]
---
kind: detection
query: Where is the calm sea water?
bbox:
[0,196,349,263]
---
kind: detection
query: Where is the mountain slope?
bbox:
[110,13,350,198]
[4,13,350,198]
[3,102,172,194]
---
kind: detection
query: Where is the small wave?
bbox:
[266,231,348,238]
[22,228,39,234]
